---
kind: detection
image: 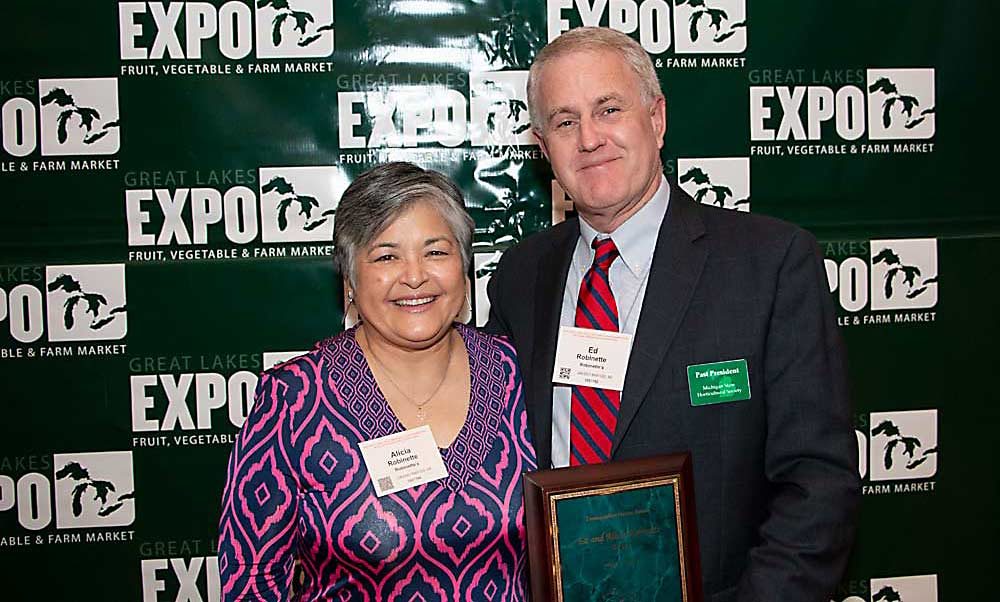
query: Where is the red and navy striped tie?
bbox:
[570,237,621,465]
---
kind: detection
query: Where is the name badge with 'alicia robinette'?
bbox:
[522,453,703,602]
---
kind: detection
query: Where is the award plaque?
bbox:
[522,453,702,602]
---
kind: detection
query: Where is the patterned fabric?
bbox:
[570,237,621,465]
[218,323,537,601]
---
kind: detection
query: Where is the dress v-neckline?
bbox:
[322,323,505,493]
[357,328,469,450]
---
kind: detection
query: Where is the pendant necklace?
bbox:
[363,330,454,423]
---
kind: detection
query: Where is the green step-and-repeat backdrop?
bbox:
[1,1,997,600]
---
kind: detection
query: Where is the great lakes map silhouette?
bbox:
[871,247,938,301]
[680,166,749,209]
[258,0,334,48]
[40,88,119,145]
[481,79,530,139]
[46,273,126,330]
[55,461,135,518]
[868,77,936,130]
[261,175,336,232]
[677,0,746,43]
[871,419,938,471]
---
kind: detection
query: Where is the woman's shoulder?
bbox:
[259,329,358,384]
[457,322,518,360]
[458,323,524,398]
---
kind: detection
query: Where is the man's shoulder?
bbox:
[686,198,815,254]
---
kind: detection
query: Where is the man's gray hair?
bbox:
[333,162,474,289]
[527,26,663,132]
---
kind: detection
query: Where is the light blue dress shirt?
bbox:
[551,176,671,468]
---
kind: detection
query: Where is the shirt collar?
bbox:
[577,176,670,278]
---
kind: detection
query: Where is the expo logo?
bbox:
[338,72,536,149]
[1,78,120,157]
[119,1,334,61]
[824,238,938,314]
[0,264,127,345]
[131,371,257,432]
[547,0,747,54]
[126,166,348,247]
[0,452,135,531]
[751,69,935,142]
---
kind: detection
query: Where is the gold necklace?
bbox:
[362,329,455,423]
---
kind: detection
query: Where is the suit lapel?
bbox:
[612,189,707,455]
[529,220,578,469]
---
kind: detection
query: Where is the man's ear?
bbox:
[533,127,550,160]
[650,96,667,149]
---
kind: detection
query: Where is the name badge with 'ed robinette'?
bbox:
[523,453,703,602]
[358,425,448,497]
[552,326,633,391]
[686,359,751,406]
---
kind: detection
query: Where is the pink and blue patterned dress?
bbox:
[219,324,537,601]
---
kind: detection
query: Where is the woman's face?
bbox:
[353,201,466,351]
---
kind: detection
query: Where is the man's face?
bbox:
[533,49,666,231]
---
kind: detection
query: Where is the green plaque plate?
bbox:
[523,453,703,602]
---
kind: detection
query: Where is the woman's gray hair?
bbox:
[333,162,474,289]
[527,26,663,132]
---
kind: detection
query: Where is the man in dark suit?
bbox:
[485,26,860,602]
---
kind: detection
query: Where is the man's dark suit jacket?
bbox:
[485,184,860,602]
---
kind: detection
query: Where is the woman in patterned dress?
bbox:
[218,162,537,601]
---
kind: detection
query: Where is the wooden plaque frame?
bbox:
[522,453,703,602]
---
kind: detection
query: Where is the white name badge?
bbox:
[552,326,634,391]
[358,425,449,497]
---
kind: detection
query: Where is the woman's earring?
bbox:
[458,275,475,324]
[344,289,359,328]
[458,288,473,324]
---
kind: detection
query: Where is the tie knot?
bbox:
[590,237,619,271]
